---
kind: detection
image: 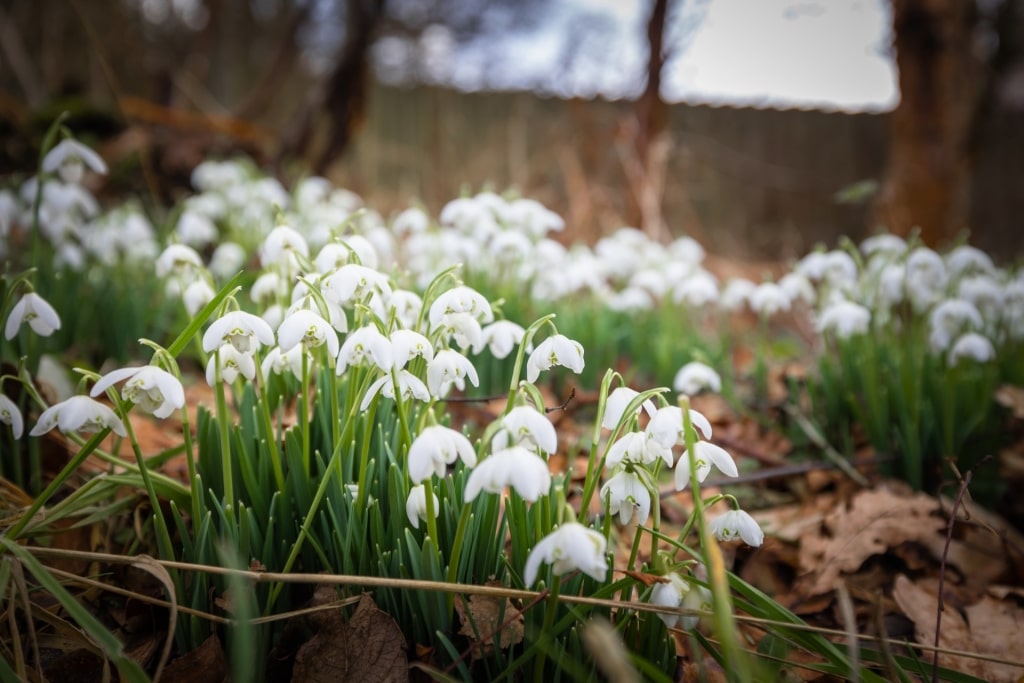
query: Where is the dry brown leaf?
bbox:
[995,385,1024,420]
[162,633,228,683]
[454,585,524,659]
[963,594,1024,682]
[797,485,945,596]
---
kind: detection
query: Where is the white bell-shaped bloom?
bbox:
[464,446,551,503]
[709,508,764,547]
[31,395,125,437]
[601,387,657,432]
[209,242,247,280]
[428,285,493,327]
[337,325,393,374]
[721,278,756,311]
[426,349,479,398]
[408,425,477,483]
[474,320,526,358]
[156,244,204,279]
[183,279,216,317]
[605,431,673,469]
[390,330,434,368]
[202,310,275,355]
[5,292,61,340]
[206,344,257,385]
[260,225,309,269]
[523,522,608,586]
[277,309,339,358]
[750,282,791,317]
[526,334,584,383]
[432,311,483,351]
[600,470,651,525]
[651,573,709,630]
[175,210,218,248]
[646,406,712,449]
[91,365,185,419]
[948,332,996,365]
[493,405,557,455]
[321,264,392,306]
[815,300,871,339]
[42,138,107,183]
[928,298,983,352]
[405,484,440,530]
[261,344,304,381]
[673,362,721,396]
[675,441,738,490]
[360,369,430,410]
[0,394,24,438]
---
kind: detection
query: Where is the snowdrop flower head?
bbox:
[175,210,218,248]
[360,369,430,410]
[928,298,983,352]
[494,405,557,455]
[464,446,551,503]
[156,244,204,279]
[390,330,434,368]
[5,292,61,340]
[203,310,275,355]
[779,272,816,306]
[277,309,339,357]
[948,332,995,365]
[651,573,706,630]
[206,344,257,385]
[91,365,185,419]
[474,320,527,358]
[601,387,657,432]
[675,440,738,489]
[261,344,304,381]
[946,244,994,277]
[646,406,712,449]
[815,300,871,339]
[432,311,483,351]
[260,225,309,269]
[671,271,719,307]
[673,362,721,396]
[322,264,392,306]
[860,233,907,260]
[822,250,858,287]
[42,138,107,184]
[426,349,479,397]
[0,393,24,438]
[337,325,393,374]
[392,206,430,237]
[408,425,477,483]
[526,334,585,383]
[388,290,423,329]
[600,470,651,525]
[523,522,608,586]
[709,508,764,547]
[605,431,674,468]
[30,395,125,437]
[721,278,756,311]
[750,282,791,317]
[428,285,494,327]
[183,279,216,317]
[405,484,440,530]
[209,241,247,280]
[906,247,948,310]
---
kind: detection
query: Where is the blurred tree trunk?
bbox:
[874,0,984,247]
[278,0,386,176]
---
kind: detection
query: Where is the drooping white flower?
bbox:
[42,138,107,183]
[261,344,305,381]
[651,573,709,630]
[202,310,275,355]
[821,250,858,287]
[209,241,247,280]
[360,369,430,410]
[183,279,216,317]
[526,334,585,383]
[5,292,61,340]
[156,244,204,279]
[205,344,257,385]
[671,271,719,307]
[388,290,423,329]
[605,431,674,468]
[709,508,764,547]
[523,522,608,586]
[277,309,339,358]
[0,393,24,439]
[720,278,756,311]
[675,440,738,489]
[175,210,218,248]
[493,405,557,455]
[390,330,434,368]
[815,300,871,339]
[948,332,996,365]
[405,484,440,530]
[673,362,722,396]
[432,311,483,351]
[928,298,983,352]
[259,225,309,269]
[91,365,185,419]
[601,387,657,432]
[474,320,527,358]
[749,282,791,317]
[600,470,651,525]
[408,425,477,483]
[337,325,393,374]
[464,446,551,503]
[646,406,712,449]
[392,206,430,236]
[779,272,816,306]
[428,285,494,327]
[426,349,479,397]
[30,395,125,437]
[906,247,948,311]
[321,264,392,307]
[946,244,994,277]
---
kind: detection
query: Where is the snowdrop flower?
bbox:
[42,138,107,183]
[948,332,996,365]
[390,330,434,368]
[526,334,585,383]
[523,522,608,586]
[796,251,829,281]
[464,446,551,503]
[183,280,216,317]
[494,405,557,455]
[674,441,738,489]
[957,274,1003,321]
[209,241,247,280]
[473,320,526,358]
[601,387,657,431]
[671,271,719,307]
[0,394,24,438]
[156,244,204,279]
[277,309,339,357]
[92,365,185,419]
[605,431,674,468]
[646,406,712,449]
[388,290,423,329]
[750,282,791,317]
[928,298,983,352]
[202,310,275,355]
[508,197,564,238]
[405,484,440,530]
[30,395,126,437]
[392,206,430,236]
[322,264,392,306]
[709,508,764,547]
[779,272,816,306]
[860,233,907,259]
[906,247,948,311]
[5,292,61,340]
[432,311,483,351]
[426,349,479,397]
[600,471,651,525]
[175,210,218,248]
[408,425,477,482]
[720,278,756,311]
[815,300,871,339]
[651,573,710,630]
[429,285,494,326]
[206,344,257,385]
[673,362,721,396]
[260,225,309,269]
[251,272,286,306]
[360,370,430,410]
[821,250,858,287]
[337,325,393,374]
[261,344,304,381]
[946,244,994,277]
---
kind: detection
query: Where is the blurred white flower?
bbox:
[260,225,309,269]
[601,387,657,432]
[860,233,907,259]
[405,484,440,530]
[30,395,125,437]
[464,446,551,503]
[906,247,948,311]
[928,298,983,352]
[709,508,764,547]
[948,332,996,365]
[203,310,275,355]
[92,365,185,419]
[209,241,247,280]
[5,292,61,340]
[946,244,994,277]
[474,320,526,359]
[393,206,430,236]
[671,271,719,307]
[815,300,871,339]
[779,272,816,306]
[494,405,557,455]
[673,361,721,396]
[821,250,858,287]
[206,343,257,385]
[175,210,218,248]
[646,406,712,449]
[750,282,791,317]
[0,393,24,439]
[408,424,477,483]
[675,441,738,489]
[600,470,651,525]
[42,139,107,184]
[526,334,585,383]
[650,573,707,630]
[523,522,608,586]
[156,243,204,280]
[182,279,215,317]
[720,278,756,311]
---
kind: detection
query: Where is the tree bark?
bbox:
[874,0,984,247]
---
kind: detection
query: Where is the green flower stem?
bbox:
[507,313,556,400]
[213,353,234,514]
[177,396,203,525]
[533,573,562,682]
[355,396,379,511]
[120,408,177,565]
[4,429,109,539]
[300,351,311,477]
[254,356,285,493]
[444,503,473,610]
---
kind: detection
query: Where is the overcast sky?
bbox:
[374,0,898,112]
